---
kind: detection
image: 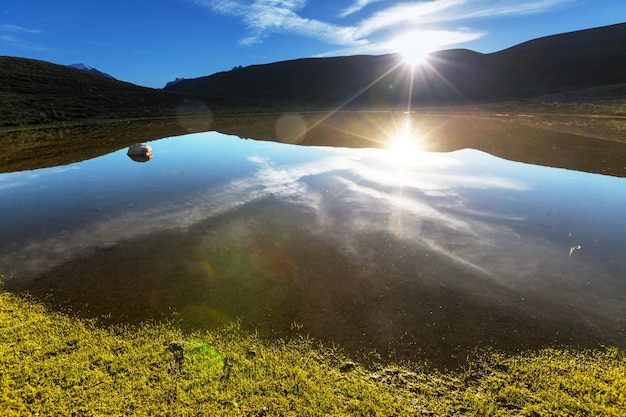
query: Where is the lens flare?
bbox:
[197,260,216,280]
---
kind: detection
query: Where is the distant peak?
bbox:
[69,63,93,71]
[68,63,114,79]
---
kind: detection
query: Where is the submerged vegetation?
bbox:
[1,285,624,416]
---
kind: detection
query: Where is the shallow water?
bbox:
[1,119,625,368]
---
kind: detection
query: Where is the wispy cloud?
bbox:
[353,0,466,39]
[191,0,568,55]
[350,0,566,40]
[0,24,41,34]
[339,0,385,18]
[0,23,44,51]
[193,0,361,46]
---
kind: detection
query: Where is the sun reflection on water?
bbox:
[386,117,424,165]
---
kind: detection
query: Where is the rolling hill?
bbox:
[165,23,626,107]
[0,57,223,127]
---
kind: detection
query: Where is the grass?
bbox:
[0,289,412,416]
[1,283,625,416]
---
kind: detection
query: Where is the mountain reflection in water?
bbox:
[1,113,625,369]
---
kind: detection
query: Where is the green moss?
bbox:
[1,286,624,416]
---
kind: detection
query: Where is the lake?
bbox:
[1,112,625,368]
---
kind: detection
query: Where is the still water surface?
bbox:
[1,126,625,368]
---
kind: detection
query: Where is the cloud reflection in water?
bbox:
[2,132,624,367]
[0,143,568,290]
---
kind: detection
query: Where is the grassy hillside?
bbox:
[0,56,225,127]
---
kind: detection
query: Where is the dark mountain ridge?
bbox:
[0,56,224,126]
[165,23,626,107]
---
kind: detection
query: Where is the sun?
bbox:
[400,47,430,67]
[390,31,437,67]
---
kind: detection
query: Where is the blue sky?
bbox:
[1,0,623,88]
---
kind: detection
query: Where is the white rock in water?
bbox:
[127,142,153,156]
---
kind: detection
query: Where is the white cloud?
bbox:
[0,24,41,34]
[195,0,361,46]
[0,24,44,51]
[339,0,385,17]
[352,0,566,38]
[353,0,467,39]
[192,0,568,55]
[238,7,360,46]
